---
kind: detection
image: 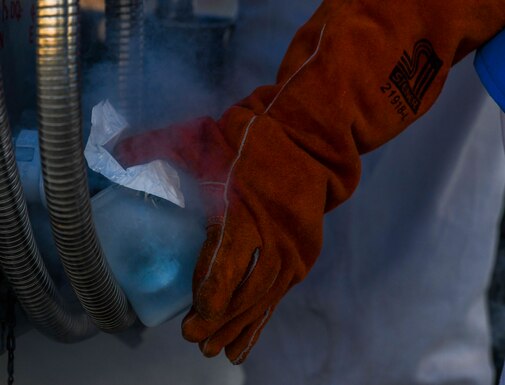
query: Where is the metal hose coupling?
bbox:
[37,0,136,332]
[0,66,95,342]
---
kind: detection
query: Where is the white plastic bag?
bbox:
[84,100,185,207]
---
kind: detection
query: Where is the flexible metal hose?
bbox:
[0,66,95,342]
[105,0,144,125]
[37,0,136,332]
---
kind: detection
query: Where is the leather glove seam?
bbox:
[197,24,328,298]
[231,307,272,365]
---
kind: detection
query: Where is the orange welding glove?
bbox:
[116,0,505,364]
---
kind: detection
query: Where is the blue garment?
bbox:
[475,28,505,112]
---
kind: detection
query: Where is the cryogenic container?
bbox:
[92,184,206,327]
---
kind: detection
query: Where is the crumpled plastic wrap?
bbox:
[84,100,185,207]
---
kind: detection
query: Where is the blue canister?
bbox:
[92,184,206,327]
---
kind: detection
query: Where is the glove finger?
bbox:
[197,297,277,357]
[182,285,271,344]
[193,214,263,320]
[184,270,291,350]
[181,308,218,342]
[225,307,274,365]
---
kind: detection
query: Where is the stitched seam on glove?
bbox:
[232,307,272,365]
[201,338,211,354]
[197,24,328,298]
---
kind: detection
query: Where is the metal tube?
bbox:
[105,0,144,125]
[0,66,95,342]
[37,0,136,332]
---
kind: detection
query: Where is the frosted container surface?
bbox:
[92,185,206,327]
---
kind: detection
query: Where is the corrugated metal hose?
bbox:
[106,0,144,125]
[36,0,138,332]
[0,66,95,342]
[0,0,145,340]
[0,0,147,342]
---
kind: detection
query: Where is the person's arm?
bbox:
[117,0,505,364]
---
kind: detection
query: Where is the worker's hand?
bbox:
[116,0,505,364]
[115,108,336,364]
